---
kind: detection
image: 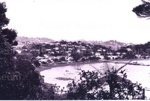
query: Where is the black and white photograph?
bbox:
[0,0,150,100]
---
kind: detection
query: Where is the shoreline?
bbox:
[36,59,150,72]
[37,61,100,72]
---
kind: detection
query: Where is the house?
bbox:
[49,51,54,55]
[97,49,102,52]
[39,59,48,62]
[36,56,43,60]
[46,49,52,51]
[49,42,55,45]
[107,52,113,56]
[95,52,101,57]
[68,47,73,51]
[77,49,81,53]
[108,55,118,60]
[66,56,73,63]
[145,56,150,59]
[99,55,104,60]
[16,50,21,54]
[135,54,142,59]
[116,52,121,56]
[48,56,55,60]
[55,47,59,50]
[44,54,49,58]
[122,52,126,55]
[102,49,106,52]
[39,58,48,65]
[127,48,132,52]
[81,48,86,51]
[61,44,67,47]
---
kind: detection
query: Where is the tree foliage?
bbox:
[133,0,150,18]
[66,68,144,100]
[0,2,44,100]
[71,50,83,62]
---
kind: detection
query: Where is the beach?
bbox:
[37,59,150,72]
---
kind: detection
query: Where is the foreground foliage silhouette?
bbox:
[65,67,144,100]
[133,0,150,18]
[0,2,50,100]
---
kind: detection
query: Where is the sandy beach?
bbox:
[36,59,150,72]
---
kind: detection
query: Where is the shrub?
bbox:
[65,67,144,100]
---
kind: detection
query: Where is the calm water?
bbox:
[40,60,150,95]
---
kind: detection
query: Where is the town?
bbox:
[14,39,150,68]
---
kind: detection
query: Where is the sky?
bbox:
[1,0,150,44]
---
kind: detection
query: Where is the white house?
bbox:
[55,47,59,50]
[44,54,49,58]
[66,57,73,63]
[36,56,43,60]
[135,54,142,59]
[108,55,118,60]
[16,50,21,54]
[127,48,132,52]
[95,52,101,57]
[116,52,121,56]
[97,49,102,52]
[99,55,104,60]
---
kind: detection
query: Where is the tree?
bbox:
[133,0,150,18]
[0,2,44,100]
[71,51,83,62]
[60,40,67,44]
[64,61,145,100]
[66,66,144,100]
[59,56,66,62]
[0,2,19,99]
[83,49,93,57]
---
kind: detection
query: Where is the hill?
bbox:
[16,37,134,51]
[99,40,133,50]
[119,41,150,54]
[16,36,54,46]
[84,40,133,50]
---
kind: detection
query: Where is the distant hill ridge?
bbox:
[16,37,133,50]
[78,40,133,50]
[16,36,54,45]
[99,40,133,50]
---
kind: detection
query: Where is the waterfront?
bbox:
[40,60,150,90]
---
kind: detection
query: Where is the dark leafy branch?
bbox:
[133,0,150,18]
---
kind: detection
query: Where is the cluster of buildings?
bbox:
[14,40,149,66]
